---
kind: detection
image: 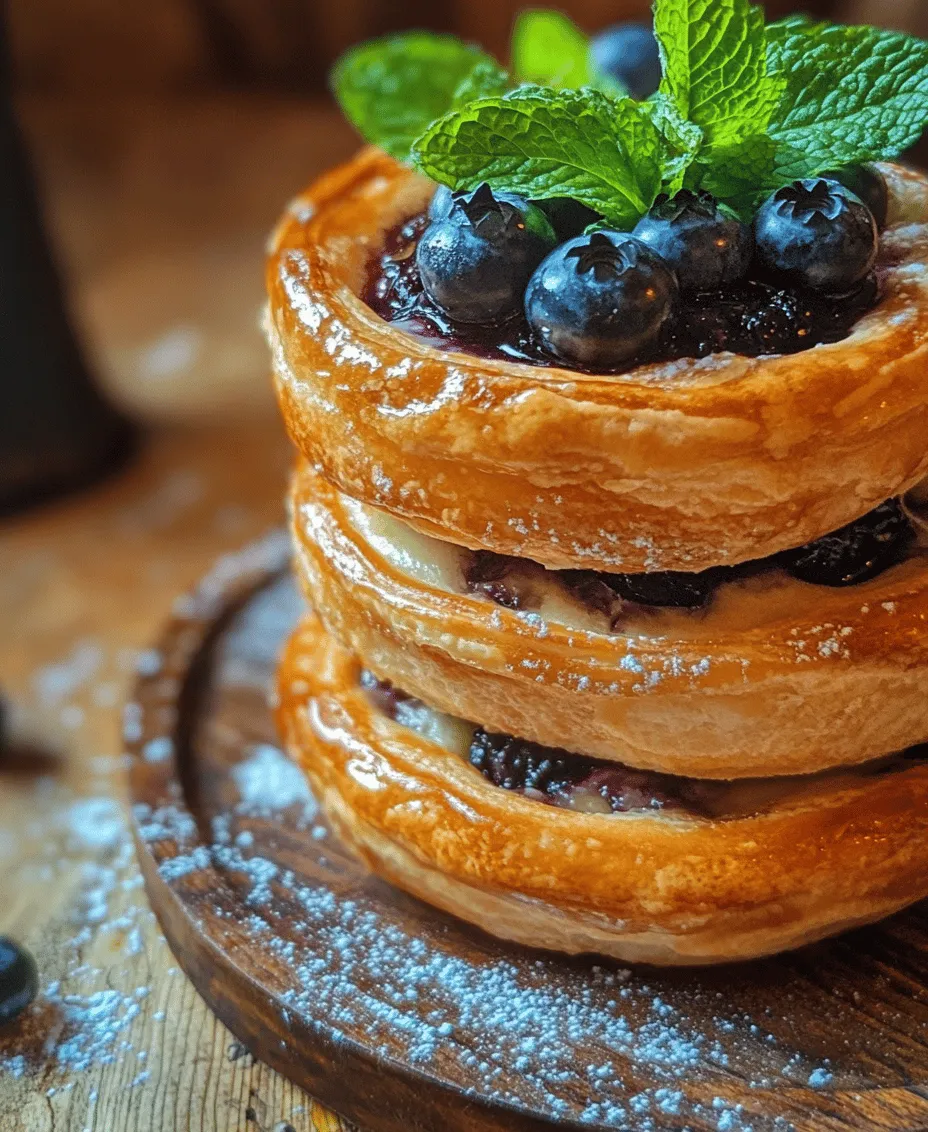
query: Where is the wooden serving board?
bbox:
[128,538,928,1132]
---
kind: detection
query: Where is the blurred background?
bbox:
[6,0,927,424]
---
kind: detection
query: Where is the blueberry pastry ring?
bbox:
[277,614,928,966]
[290,461,928,780]
[268,150,928,573]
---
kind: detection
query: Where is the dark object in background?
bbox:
[0,937,38,1024]
[0,11,133,516]
[590,23,662,100]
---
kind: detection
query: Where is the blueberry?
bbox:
[590,23,661,100]
[754,178,878,292]
[0,938,38,1025]
[525,231,677,369]
[780,499,913,587]
[428,182,524,223]
[428,184,454,222]
[822,164,889,230]
[633,190,753,292]
[416,183,557,324]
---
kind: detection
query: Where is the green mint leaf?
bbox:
[766,17,928,178]
[331,33,499,161]
[655,0,783,148]
[411,87,664,227]
[646,92,703,192]
[690,134,777,214]
[452,59,510,105]
[512,10,591,89]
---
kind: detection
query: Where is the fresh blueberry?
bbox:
[823,164,889,230]
[780,499,913,587]
[0,937,38,1025]
[536,197,603,242]
[416,183,556,324]
[633,189,753,292]
[525,231,677,369]
[428,184,454,222]
[428,182,523,223]
[754,178,878,292]
[590,23,661,100]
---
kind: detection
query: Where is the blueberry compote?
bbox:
[363,210,882,373]
[469,727,700,814]
[359,674,928,818]
[461,498,916,619]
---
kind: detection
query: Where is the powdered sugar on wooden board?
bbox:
[126,567,928,1132]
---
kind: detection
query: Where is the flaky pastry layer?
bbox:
[268,149,928,572]
[277,615,928,965]
[290,461,928,778]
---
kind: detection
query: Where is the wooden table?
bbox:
[0,94,356,1131]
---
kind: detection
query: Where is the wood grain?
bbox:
[126,549,928,1132]
[0,425,352,1132]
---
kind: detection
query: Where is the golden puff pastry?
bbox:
[290,460,928,779]
[277,614,928,966]
[268,149,928,573]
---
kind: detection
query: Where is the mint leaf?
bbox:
[655,0,782,148]
[646,92,703,192]
[452,59,510,105]
[411,87,664,227]
[331,33,500,161]
[692,134,777,213]
[512,10,591,89]
[766,18,928,178]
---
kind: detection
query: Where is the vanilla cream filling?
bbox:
[361,673,923,820]
[341,488,928,641]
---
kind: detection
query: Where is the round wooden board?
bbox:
[128,537,928,1132]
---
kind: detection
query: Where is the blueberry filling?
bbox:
[359,669,419,719]
[0,937,38,1025]
[779,499,914,587]
[359,674,928,818]
[363,199,882,374]
[469,727,692,813]
[462,498,916,618]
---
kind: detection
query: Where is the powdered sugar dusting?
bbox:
[232,742,316,816]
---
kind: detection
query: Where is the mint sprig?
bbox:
[656,0,783,149]
[331,3,928,224]
[766,17,928,180]
[413,88,664,228]
[331,33,506,162]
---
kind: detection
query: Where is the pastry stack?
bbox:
[268,150,928,965]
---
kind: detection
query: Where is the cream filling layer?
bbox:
[360,673,923,821]
[342,490,928,641]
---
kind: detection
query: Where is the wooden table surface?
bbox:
[0,95,357,1131]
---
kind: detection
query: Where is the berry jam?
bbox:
[363,211,883,374]
[462,499,915,619]
[469,727,695,813]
